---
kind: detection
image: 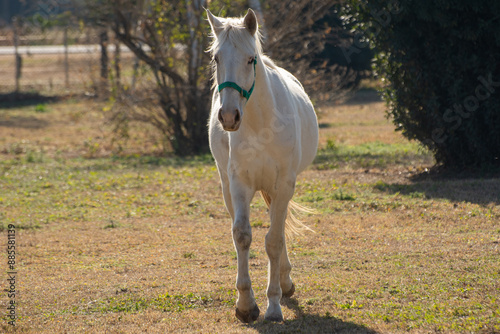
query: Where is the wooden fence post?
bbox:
[13,18,22,93]
[64,27,69,88]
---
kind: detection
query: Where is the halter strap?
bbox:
[218,56,257,100]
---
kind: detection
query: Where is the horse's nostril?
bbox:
[218,109,224,123]
[218,108,241,129]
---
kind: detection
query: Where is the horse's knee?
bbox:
[236,279,251,292]
[265,233,283,259]
[233,223,252,250]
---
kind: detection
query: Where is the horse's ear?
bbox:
[207,9,223,36]
[244,8,258,36]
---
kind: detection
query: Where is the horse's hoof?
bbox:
[235,304,260,323]
[282,282,295,298]
[264,314,284,322]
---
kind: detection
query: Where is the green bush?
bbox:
[344,0,500,168]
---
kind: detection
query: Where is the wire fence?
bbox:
[0,24,156,96]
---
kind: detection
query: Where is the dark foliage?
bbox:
[344,0,500,168]
[310,6,373,90]
[263,1,372,99]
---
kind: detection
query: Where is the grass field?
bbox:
[0,92,499,333]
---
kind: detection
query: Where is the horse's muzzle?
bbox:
[218,108,241,131]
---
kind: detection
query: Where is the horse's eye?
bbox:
[248,57,255,64]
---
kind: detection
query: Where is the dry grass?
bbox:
[316,89,401,146]
[0,92,499,333]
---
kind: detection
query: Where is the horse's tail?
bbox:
[260,191,315,238]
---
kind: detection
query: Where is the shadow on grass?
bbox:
[342,88,382,106]
[318,123,333,129]
[249,298,377,334]
[0,92,60,109]
[61,153,215,172]
[111,153,215,167]
[374,174,500,205]
[0,115,50,129]
[0,92,60,129]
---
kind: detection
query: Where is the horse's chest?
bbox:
[229,149,290,192]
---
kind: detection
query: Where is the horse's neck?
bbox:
[242,60,276,132]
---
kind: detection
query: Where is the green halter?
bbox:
[218,56,257,100]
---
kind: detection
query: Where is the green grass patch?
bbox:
[314,140,432,169]
[0,155,218,228]
[103,220,119,229]
[224,250,258,260]
[35,103,49,113]
[88,292,222,314]
[251,218,269,228]
[332,189,356,201]
[183,252,195,259]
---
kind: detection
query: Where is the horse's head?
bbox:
[207,9,260,132]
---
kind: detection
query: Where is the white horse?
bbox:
[207,9,319,323]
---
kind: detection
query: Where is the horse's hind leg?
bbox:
[262,190,294,298]
[265,179,295,322]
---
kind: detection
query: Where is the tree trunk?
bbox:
[184,0,209,155]
[99,29,109,93]
[114,37,121,91]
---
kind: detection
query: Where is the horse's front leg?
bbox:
[229,178,259,323]
[265,178,295,322]
[280,241,295,298]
